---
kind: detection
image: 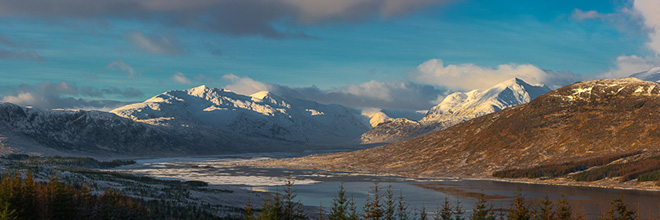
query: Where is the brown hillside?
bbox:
[255,78,660,177]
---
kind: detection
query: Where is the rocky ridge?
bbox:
[254,78,660,178]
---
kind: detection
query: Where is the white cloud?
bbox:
[221,74,447,110]
[570,9,603,21]
[221,74,273,95]
[601,55,660,78]
[413,59,554,90]
[0,81,134,110]
[633,0,660,54]
[105,60,140,79]
[128,32,182,55]
[171,72,192,84]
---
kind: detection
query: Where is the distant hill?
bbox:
[0,102,291,157]
[0,85,375,157]
[112,85,370,145]
[361,78,550,144]
[260,78,660,177]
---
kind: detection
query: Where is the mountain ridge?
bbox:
[111,85,371,145]
[361,78,550,144]
[252,77,660,178]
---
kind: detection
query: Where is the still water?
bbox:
[118,153,660,219]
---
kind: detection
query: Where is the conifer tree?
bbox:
[420,205,428,220]
[507,191,532,220]
[348,195,359,220]
[329,184,349,220]
[470,194,492,220]
[384,185,395,220]
[534,196,555,220]
[243,199,255,220]
[557,195,572,220]
[362,180,383,219]
[603,195,636,220]
[395,191,409,220]
[454,198,464,220]
[440,197,453,220]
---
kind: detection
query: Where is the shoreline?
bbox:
[237,159,660,193]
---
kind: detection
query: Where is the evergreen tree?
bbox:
[420,205,428,220]
[602,195,637,220]
[384,185,396,220]
[454,198,464,220]
[440,197,453,220]
[557,195,572,220]
[258,193,284,220]
[0,201,17,220]
[507,191,532,220]
[243,199,255,220]
[534,196,555,220]
[395,191,409,220]
[329,184,349,220]
[362,181,383,220]
[470,194,492,220]
[348,195,359,220]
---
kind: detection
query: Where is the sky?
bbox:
[0,0,659,112]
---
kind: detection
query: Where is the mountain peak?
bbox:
[187,85,212,97]
[421,78,550,124]
[250,90,273,101]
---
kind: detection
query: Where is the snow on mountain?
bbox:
[630,67,660,83]
[111,85,371,145]
[361,78,551,144]
[0,102,297,157]
[420,78,550,125]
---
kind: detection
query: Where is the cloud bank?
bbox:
[222,74,447,111]
[633,0,660,54]
[412,59,581,90]
[0,0,455,38]
[0,81,142,110]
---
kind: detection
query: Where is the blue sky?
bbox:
[0,0,658,111]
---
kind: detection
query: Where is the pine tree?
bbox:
[348,195,359,220]
[384,185,395,220]
[283,177,298,220]
[470,194,492,220]
[243,199,255,220]
[440,197,453,220]
[329,184,349,220]
[507,191,532,220]
[258,192,284,220]
[534,196,555,220]
[420,205,428,220]
[395,191,409,220]
[603,195,637,220]
[362,181,383,220]
[557,195,572,220]
[454,198,464,220]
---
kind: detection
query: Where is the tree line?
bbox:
[0,172,225,220]
[243,180,640,220]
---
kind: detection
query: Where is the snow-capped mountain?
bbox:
[420,78,550,125]
[0,102,292,157]
[279,78,660,178]
[630,67,660,83]
[111,85,371,145]
[361,78,551,144]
